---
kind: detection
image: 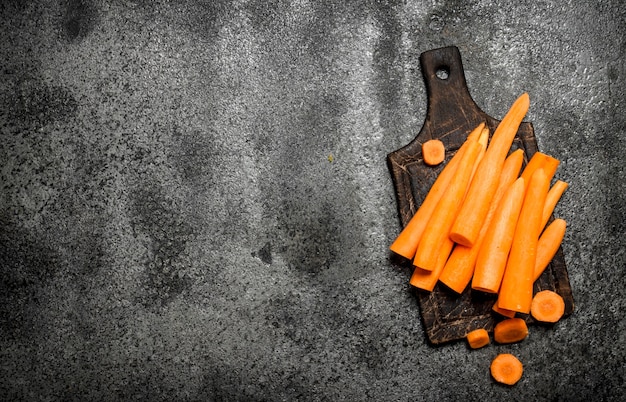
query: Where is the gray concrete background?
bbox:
[1,0,624,401]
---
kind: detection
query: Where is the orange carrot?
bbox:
[471,177,526,293]
[450,93,530,247]
[466,328,490,349]
[389,123,485,260]
[498,168,550,313]
[491,353,524,385]
[520,152,559,185]
[422,139,445,166]
[492,302,516,318]
[530,290,565,323]
[409,237,454,291]
[439,149,524,293]
[533,219,567,281]
[413,140,484,271]
[541,181,568,231]
[493,317,529,344]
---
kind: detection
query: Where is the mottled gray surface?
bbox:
[1,0,624,401]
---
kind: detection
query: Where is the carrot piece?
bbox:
[492,302,517,318]
[409,237,454,291]
[413,140,484,271]
[466,328,490,349]
[493,318,528,344]
[450,93,530,247]
[422,139,445,166]
[520,152,559,186]
[491,353,524,385]
[498,168,550,313]
[541,181,568,231]
[389,123,485,260]
[439,149,524,293]
[540,154,560,183]
[533,218,567,281]
[530,290,565,323]
[471,177,526,293]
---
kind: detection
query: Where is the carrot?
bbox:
[530,290,565,323]
[541,181,568,231]
[466,328,490,349]
[439,149,524,293]
[498,168,550,313]
[471,177,526,293]
[389,123,485,260]
[520,151,560,186]
[492,302,516,318]
[409,237,454,291]
[490,353,524,385]
[450,93,530,247]
[493,317,529,343]
[413,139,484,271]
[533,218,567,281]
[422,139,445,166]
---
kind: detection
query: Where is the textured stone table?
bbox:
[1,1,624,400]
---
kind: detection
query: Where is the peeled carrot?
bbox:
[409,237,454,291]
[450,93,530,247]
[389,123,485,260]
[533,218,567,281]
[493,317,529,343]
[413,140,484,271]
[466,328,490,349]
[439,149,524,293]
[498,168,550,313]
[491,353,524,385]
[422,139,445,166]
[541,181,568,231]
[520,151,559,186]
[492,303,516,318]
[471,177,526,293]
[530,290,565,323]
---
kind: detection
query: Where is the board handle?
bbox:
[420,46,485,133]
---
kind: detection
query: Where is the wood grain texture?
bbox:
[387,46,574,345]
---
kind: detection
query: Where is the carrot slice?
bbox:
[422,139,445,166]
[450,93,530,247]
[498,168,550,313]
[439,149,523,294]
[541,181,568,231]
[389,123,485,260]
[493,318,529,343]
[471,177,525,293]
[530,290,565,323]
[491,353,524,385]
[413,140,484,271]
[466,328,490,349]
[534,218,567,281]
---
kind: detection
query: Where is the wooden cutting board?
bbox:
[387,46,574,345]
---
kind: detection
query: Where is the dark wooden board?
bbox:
[387,46,574,345]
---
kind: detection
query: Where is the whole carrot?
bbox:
[413,140,484,271]
[450,93,530,247]
[472,177,526,293]
[439,149,524,294]
[389,123,485,260]
[498,168,550,313]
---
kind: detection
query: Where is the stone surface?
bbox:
[1,0,624,401]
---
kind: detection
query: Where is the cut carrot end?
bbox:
[492,302,517,318]
[422,139,446,166]
[530,290,565,323]
[466,328,490,349]
[493,318,529,344]
[491,353,523,385]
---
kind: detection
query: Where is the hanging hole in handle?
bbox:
[436,66,450,80]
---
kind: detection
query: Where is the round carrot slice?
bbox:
[422,139,445,166]
[531,290,565,323]
[490,353,523,385]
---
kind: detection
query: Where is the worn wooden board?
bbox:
[387,46,574,345]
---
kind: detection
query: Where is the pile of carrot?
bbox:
[390,92,569,317]
[390,93,571,386]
